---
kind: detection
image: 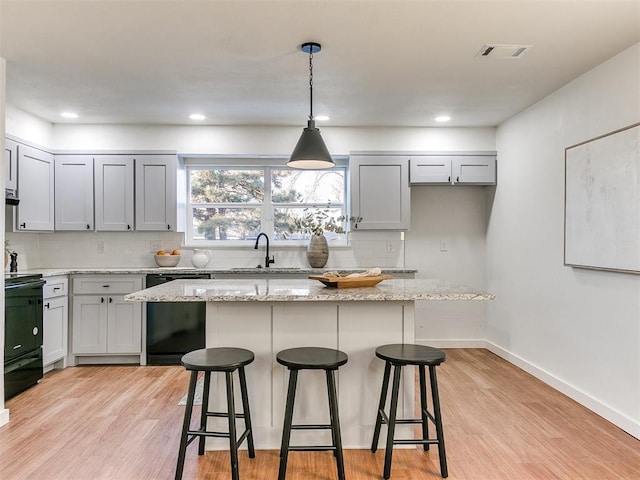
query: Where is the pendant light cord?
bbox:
[308,49,314,121]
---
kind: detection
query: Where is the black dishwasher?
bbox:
[145,273,209,365]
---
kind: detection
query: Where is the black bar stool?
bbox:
[175,347,256,480]
[371,344,448,479]
[276,346,348,480]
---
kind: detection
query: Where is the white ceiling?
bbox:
[1,0,639,128]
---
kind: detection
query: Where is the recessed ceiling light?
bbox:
[190,113,206,120]
[435,115,451,123]
[315,115,330,122]
[60,112,79,119]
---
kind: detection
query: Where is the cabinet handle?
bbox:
[354,223,358,230]
[101,297,105,303]
[86,224,91,229]
[102,285,110,288]
[44,302,50,309]
[19,222,26,229]
[457,176,460,183]
[53,287,61,291]
[167,224,171,230]
[448,176,451,183]
[109,297,113,303]
[127,224,131,230]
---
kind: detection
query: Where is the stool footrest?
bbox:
[206,411,247,419]
[288,445,336,452]
[187,427,251,443]
[291,424,332,430]
[394,438,440,446]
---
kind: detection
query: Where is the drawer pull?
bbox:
[102,285,110,288]
[13,344,22,350]
[45,302,50,309]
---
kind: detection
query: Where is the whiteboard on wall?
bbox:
[564,122,640,274]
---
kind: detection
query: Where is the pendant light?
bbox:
[288,42,335,169]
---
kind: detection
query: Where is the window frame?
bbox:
[183,156,350,247]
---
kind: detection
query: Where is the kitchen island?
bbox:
[126,278,493,449]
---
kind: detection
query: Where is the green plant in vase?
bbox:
[287,207,362,268]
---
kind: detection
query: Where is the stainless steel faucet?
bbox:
[254,232,275,268]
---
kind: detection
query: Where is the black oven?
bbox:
[145,273,208,365]
[4,274,45,400]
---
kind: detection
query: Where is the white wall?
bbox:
[0,56,9,427]
[487,42,640,438]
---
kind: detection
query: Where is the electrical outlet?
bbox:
[97,240,106,254]
[150,241,162,252]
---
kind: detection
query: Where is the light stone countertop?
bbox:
[124,278,494,303]
[14,267,417,277]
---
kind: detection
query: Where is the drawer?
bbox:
[43,276,68,299]
[72,275,143,295]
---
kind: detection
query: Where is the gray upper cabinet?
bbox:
[54,155,94,231]
[350,154,411,230]
[94,156,135,231]
[409,152,497,185]
[16,144,55,231]
[134,155,177,231]
[5,138,18,191]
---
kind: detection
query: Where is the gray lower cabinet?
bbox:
[71,275,143,362]
[42,276,69,369]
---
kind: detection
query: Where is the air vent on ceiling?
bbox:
[477,44,532,59]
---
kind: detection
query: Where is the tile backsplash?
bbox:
[5,230,405,270]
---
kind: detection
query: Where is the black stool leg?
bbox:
[225,371,240,480]
[371,361,391,453]
[278,369,298,480]
[198,371,212,455]
[429,365,448,478]
[419,365,429,451]
[326,369,345,480]
[238,366,256,458]
[383,364,402,480]
[175,370,198,480]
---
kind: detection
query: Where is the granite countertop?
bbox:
[125,278,494,302]
[13,267,417,277]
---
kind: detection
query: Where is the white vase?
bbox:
[191,249,211,269]
[307,235,329,268]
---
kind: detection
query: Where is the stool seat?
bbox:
[375,344,445,366]
[277,346,348,370]
[182,347,254,371]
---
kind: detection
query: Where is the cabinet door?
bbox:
[94,156,134,231]
[54,155,94,231]
[350,155,411,230]
[409,156,452,184]
[134,155,177,231]
[72,295,108,354]
[5,138,18,191]
[16,144,55,231]
[43,296,68,365]
[452,155,496,185]
[106,294,141,354]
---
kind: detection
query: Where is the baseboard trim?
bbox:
[0,408,9,428]
[485,341,640,440]
[414,339,487,349]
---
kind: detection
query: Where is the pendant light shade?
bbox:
[288,42,335,169]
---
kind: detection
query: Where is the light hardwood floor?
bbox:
[1,349,638,479]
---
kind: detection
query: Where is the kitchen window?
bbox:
[185,158,349,246]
